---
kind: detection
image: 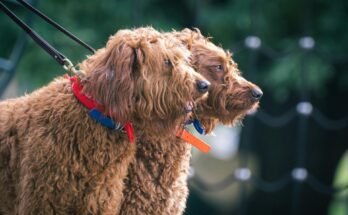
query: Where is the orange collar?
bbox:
[176,128,211,153]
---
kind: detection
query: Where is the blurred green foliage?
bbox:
[263,52,334,101]
[1,0,347,101]
[329,151,348,215]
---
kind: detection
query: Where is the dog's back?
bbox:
[0,78,136,214]
[0,94,25,213]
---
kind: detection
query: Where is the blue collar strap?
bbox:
[186,118,205,135]
[89,108,124,131]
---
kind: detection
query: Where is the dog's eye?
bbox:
[164,59,172,66]
[215,65,224,72]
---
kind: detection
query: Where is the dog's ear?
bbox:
[81,39,142,123]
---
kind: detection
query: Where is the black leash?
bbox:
[0,0,94,75]
[16,0,95,53]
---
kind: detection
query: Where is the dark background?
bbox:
[0,0,347,214]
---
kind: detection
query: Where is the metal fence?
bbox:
[189,34,348,214]
[186,0,348,213]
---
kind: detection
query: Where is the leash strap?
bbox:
[16,0,95,53]
[0,0,95,68]
[0,0,67,65]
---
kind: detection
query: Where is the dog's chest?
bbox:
[119,137,192,215]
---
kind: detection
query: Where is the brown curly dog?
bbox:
[0,27,210,215]
[118,28,262,215]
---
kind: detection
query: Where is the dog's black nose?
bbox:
[251,87,263,100]
[197,80,210,93]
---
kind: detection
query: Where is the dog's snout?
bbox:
[250,87,263,100]
[197,80,210,93]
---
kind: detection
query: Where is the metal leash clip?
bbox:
[63,58,85,78]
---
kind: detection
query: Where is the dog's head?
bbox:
[79,27,209,132]
[172,28,262,133]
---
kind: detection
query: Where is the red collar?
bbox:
[69,76,135,143]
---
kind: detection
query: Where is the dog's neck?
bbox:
[69,75,135,143]
[69,75,208,150]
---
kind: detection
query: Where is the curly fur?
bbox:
[175,28,261,132]
[0,27,208,215]
[119,28,262,215]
